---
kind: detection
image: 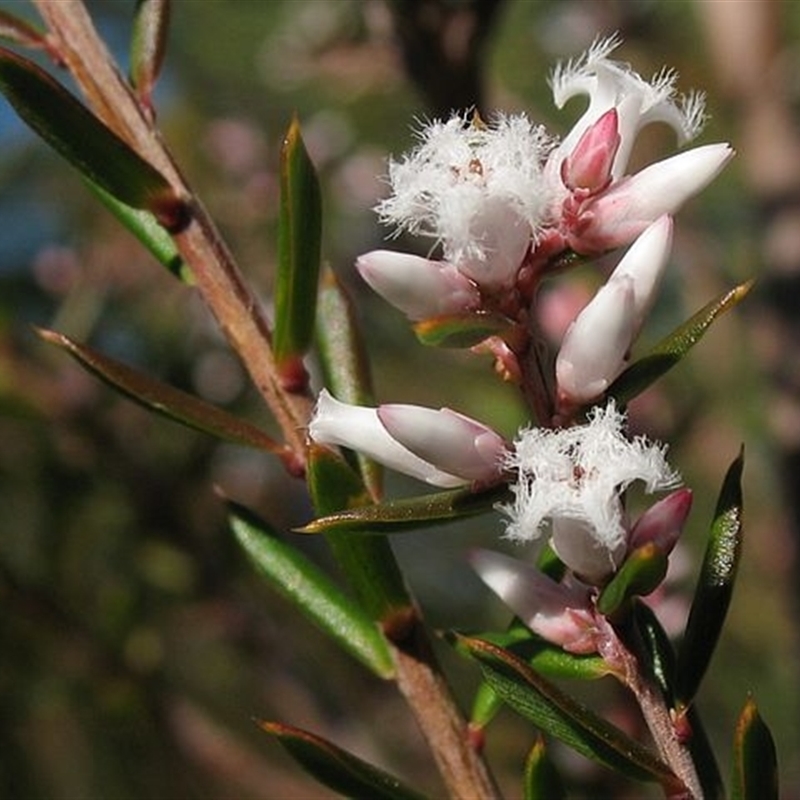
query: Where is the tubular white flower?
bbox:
[376,113,554,288]
[550,34,707,181]
[471,549,599,653]
[356,250,481,321]
[556,275,637,406]
[378,404,507,483]
[500,401,680,581]
[569,143,733,253]
[308,390,466,488]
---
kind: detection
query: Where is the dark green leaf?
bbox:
[675,449,744,708]
[37,328,285,455]
[609,281,753,404]
[130,0,171,109]
[597,543,668,617]
[307,445,411,626]
[87,181,190,282]
[273,116,322,379]
[0,47,184,227]
[258,721,429,800]
[229,501,394,678]
[731,696,778,800]
[297,483,510,534]
[524,736,566,800]
[458,634,681,791]
[413,312,513,348]
[316,268,380,496]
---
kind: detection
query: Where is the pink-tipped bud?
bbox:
[567,143,734,254]
[377,404,507,484]
[471,549,599,654]
[560,108,620,194]
[356,250,481,321]
[308,390,466,487]
[629,488,693,555]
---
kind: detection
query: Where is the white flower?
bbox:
[500,401,680,581]
[556,215,673,406]
[308,390,506,488]
[376,113,554,288]
[550,34,706,182]
[356,250,480,320]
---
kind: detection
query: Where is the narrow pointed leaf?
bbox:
[273,116,322,377]
[258,721,429,800]
[457,634,681,791]
[87,181,190,282]
[524,736,566,800]
[0,47,183,227]
[297,483,510,534]
[316,268,380,495]
[307,445,411,625]
[731,696,778,800]
[676,449,744,708]
[229,501,394,678]
[597,543,668,616]
[130,0,170,109]
[37,328,285,455]
[413,312,512,348]
[609,280,753,404]
[470,681,503,730]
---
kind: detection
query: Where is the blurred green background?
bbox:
[1,0,799,797]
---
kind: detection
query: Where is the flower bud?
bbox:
[378,404,507,484]
[560,108,620,194]
[628,488,693,555]
[356,250,480,321]
[567,143,733,254]
[556,275,637,406]
[471,549,599,654]
[308,390,465,487]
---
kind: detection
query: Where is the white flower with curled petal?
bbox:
[549,34,707,182]
[500,401,679,582]
[376,113,554,288]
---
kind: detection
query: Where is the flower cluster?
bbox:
[308,37,730,658]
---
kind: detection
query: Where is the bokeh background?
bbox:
[1,0,799,797]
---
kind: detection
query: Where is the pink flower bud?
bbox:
[356,250,481,321]
[377,404,507,484]
[551,516,627,583]
[629,488,693,555]
[308,390,466,487]
[567,143,733,254]
[471,549,599,654]
[560,108,620,194]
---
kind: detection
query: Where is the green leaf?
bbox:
[86,181,190,282]
[297,483,510,534]
[413,312,512,348]
[675,448,744,708]
[37,328,284,455]
[458,635,682,791]
[597,543,668,617]
[258,721,429,800]
[229,502,394,679]
[524,736,566,800]
[316,268,380,496]
[130,0,171,109]
[273,116,322,379]
[307,445,411,626]
[0,47,184,228]
[731,696,778,800]
[609,280,754,404]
